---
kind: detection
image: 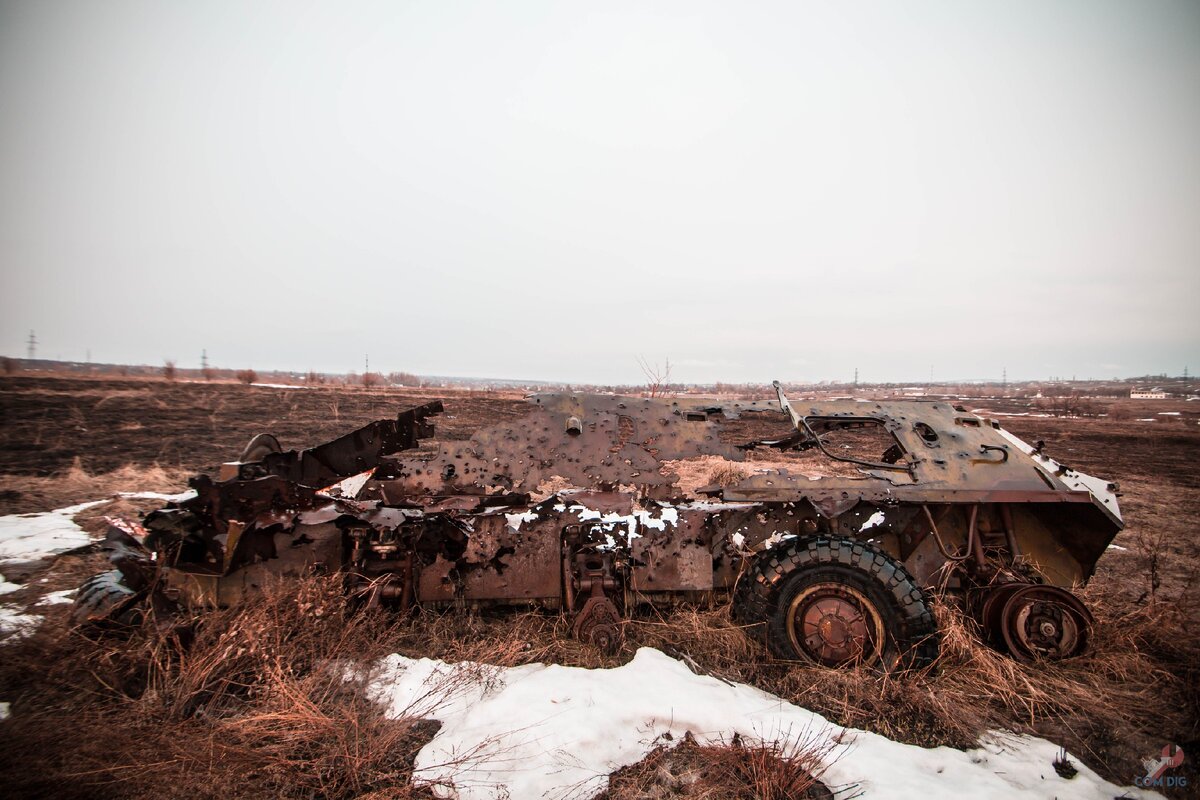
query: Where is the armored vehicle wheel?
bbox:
[735,536,938,671]
[997,585,1091,662]
[71,570,143,626]
[239,432,282,462]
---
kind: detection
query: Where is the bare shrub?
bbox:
[306,370,326,385]
[1,356,15,374]
[236,368,258,385]
[162,359,177,381]
[638,356,673,398]
[389,371,421,387]
[1106,403,1132,421]
[362,371,383,387]
[1035,394,1097,417]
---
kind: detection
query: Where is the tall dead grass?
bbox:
[0,460,191,515]
[0,576,436,800]
[599,731,834,800]
[1,566,1195,796]
[388,590,1196,786]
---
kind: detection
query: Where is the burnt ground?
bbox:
[0,375,527,479]
[0,375,1198,795]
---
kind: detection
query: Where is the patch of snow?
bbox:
[1107,543,1128,552]
[504,510,539,532]
[0,604,41,641]
[859,511,886,532]
[683,501,761,512]
[36,589,75,605]
[571,503,681,541]
[637,506,679,531]
[0,575,20,595]
[1157,412,1181,416]
[0,492,194,568]
[367,648,1157,800]
[1136,418,1157,422]
[0,701,9,720]
[117,489,197,503]
[322,472,371,500]
[0,500,107,566]
[762,530,796,549]
[250,383,312,389]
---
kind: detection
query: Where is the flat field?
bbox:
[0,375,1197,798]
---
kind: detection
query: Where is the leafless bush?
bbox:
[236,368,258,385]
[389,371,421,387]
[362,371,383,387]
[1035,394,1097,417]
[1,356,15,374]
[162,359,177,381]
[306,370,326,385]
[638,356,672,398]
[1106,403,1132,421]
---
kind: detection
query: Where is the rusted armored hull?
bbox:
[86,384,1122,666]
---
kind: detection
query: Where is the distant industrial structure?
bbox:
[1130,388,1168,400]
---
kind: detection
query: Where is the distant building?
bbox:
[1131,388,1168,399]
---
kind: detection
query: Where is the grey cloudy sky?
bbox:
[1,1,1197,385]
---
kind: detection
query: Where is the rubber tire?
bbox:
[71,570,142,626]
[734,536,938,671]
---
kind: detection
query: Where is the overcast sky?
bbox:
[1,1,1197,385]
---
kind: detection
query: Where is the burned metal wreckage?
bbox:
[75,382,1123,670]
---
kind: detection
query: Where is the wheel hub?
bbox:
[788,584,884,667]
[979,583,1092,662]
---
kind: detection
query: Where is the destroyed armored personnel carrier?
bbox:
[75,382,1123,670]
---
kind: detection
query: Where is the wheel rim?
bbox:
[979,583,1023,648]
[999,585,1091,662]
[786,582,886,667]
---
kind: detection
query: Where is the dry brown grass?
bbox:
[0,460,190,514]
[0,577,437,800]
[599,732,833,800]
[374,588,1197,787]
[0,563,1195,797]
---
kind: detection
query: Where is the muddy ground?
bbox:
[1,374,1198,796]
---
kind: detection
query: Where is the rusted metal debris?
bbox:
[76,381,1123,669]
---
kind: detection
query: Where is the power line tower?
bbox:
[364,354,369,374]
[1185,366,1190,380]
[853,367,858,388]
[1002,367,1007,393]
[26,330,36,360]
[201,349,209,371]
